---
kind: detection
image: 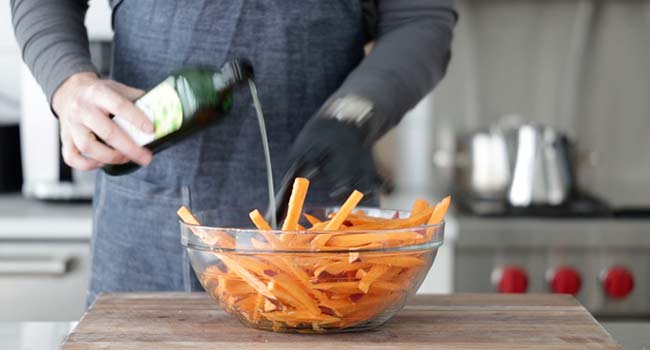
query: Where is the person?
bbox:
[11,0,456,304]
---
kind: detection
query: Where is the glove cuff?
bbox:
[319,95,377,144]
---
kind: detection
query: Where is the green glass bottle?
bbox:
[103,59,254,176]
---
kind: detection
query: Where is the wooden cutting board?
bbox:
[62,293,620,350]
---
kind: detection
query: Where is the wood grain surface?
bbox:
[62,293,621,350]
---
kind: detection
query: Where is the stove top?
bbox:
[455,191,612,218]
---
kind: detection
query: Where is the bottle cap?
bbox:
[234,58,254,81]
[218,59,255,88]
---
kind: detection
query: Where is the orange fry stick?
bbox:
[303,213,322,226]
[410,199,429,217]
[363,255,425,268]
[282,177,310,231]
[346,207,432,231]
[311,190,364,247]
[177,206,201,225]
[313,261,369,278]
[218,254,277,301]
[268,276,320,315]
[262,310,340,325]
[371,281,404,292]
[252,294,264,322]
[178,206,235,248]
[308,221,328,231]
[427,196,451,225]
[358,264,390,293]
[249,209,272,230]
[326,190,364,230]
[313,281,362,294]
[327,232,423,248]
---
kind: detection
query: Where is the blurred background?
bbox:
[0,1,648,345]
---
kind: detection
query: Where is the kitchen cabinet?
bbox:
[0,242,90,321]
[0,195,92,321]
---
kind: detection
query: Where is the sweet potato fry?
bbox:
[311,190,364,247]
[363,255,425,268]
[327,232,423,248]
[428,196,451,225]
[249,209,272,231]
[303,213,322,226]
[268,275,320,315]
[313,281,362,294]
[177,206,201,225]
[325,190,364,231]
[313,261,370,277]
[282,178,310,231]
[177,207,236,248]
[217,254,276,301]
[410,199,429,217]
[358,264,390,293]
[308,221,328,231]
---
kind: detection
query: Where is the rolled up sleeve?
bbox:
[11,0,98,103]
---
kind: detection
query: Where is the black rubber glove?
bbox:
[293,116,381,195]
[269,116,383,224]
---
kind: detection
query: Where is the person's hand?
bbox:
[52,72,153,171]
[283,117,383,201]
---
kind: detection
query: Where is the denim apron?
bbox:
[88,0,368,304]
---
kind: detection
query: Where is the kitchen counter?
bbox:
[0,194,92,240]
[0,320,646,350]
[62,293,622,349]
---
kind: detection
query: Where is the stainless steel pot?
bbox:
[434,123,578,207]
[454,128,511,200]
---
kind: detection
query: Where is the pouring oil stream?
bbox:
[248,80,277,229]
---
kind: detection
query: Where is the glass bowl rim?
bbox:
[180,206,445,253]
[181,206,445,233]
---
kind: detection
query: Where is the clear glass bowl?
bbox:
[180,207,444,333]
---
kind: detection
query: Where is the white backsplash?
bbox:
[0,1,20,124]
[378,0,650,208]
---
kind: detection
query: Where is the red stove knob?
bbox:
[494,266,528,293]
[602,267,635,299]
[549,266,582,295]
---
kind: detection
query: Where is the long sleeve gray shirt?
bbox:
[11,0,456,141]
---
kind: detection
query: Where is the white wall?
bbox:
[431,0,650,208]
[0,1,22,124]
[0,0,112,124]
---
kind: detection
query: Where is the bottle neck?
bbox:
[213,59,254,91]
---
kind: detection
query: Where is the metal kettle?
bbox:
[508,124,574,207]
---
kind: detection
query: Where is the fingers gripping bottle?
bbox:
[103,59,254,176]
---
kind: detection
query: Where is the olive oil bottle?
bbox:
[103,59,254,176]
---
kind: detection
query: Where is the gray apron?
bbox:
[88,0,368,304]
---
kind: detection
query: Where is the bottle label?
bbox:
[113,77,184,146]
